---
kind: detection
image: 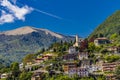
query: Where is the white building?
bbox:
[1,73,8,79]
[19,63,24,69]
[94,37,110,46]
[68,67,89,77]
[78,52,88,60]
[69,46,76,54]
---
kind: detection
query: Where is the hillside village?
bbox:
[1,0,120,80]
[0,34,120,80]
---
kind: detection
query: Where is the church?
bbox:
[73,35,82,47]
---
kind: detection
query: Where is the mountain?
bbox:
[0,26,74,54]
[0,26,63,38]
[0,26,74,66]
[89,10,120,39]
[0,27,37,36]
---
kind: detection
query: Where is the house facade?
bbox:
[79,59,91,68]
[106,74,116,80]
[94,37,110,46]
[31,72,44,80]
[69,46,77,54]
[63,54,77,61]
[1,73,8,79]
[42,55,52,61]
[35,58,44,63]
[68,67,89,77]
[62,62,77,74]
[102,62,120,72]
[78,52,88,60]
[107,46,120,53]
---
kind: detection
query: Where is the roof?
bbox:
[35,58,44,60]
[107,46,120,48]
[78,52,88,55]
[64,62,77,65]
[63,53,77,57]
[69,67,87,71]
[32,72,44,77]
[42,55,52,57]
[102,62,120,66]
[95,37,108,40]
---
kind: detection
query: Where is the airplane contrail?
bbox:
[34,8,62,20]
[17,1,63,20]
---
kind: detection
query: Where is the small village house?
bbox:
[42,55,52,61]
[102,62,120,72]
[79,59,91,68]
[94,37,110,46]
[78,52,88,60]
[62,62,77,74]
[69,46,77,54]
[63,54,77,61]
[31,72,44,80]
[105,74,116,80]
[35,58,44,63]
[107,46,120,53]
[68,67,89,77]
[1,73,8,79]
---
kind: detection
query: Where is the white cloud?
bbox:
[0,0,33,24]
[0,10,14,24]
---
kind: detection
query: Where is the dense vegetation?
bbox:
[0,53,26,68]
[89,10,120,44]
[1,39,120,80]
[0,29,74,67]
[0,32,74,54]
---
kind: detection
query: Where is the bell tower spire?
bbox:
[73,34,80,47]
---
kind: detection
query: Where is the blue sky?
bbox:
[0,0,120,37]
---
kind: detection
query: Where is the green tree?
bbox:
[98,33,104,37]
[58,75,74,80]
[115,66,120,79]
[80,77,94,80]
[23,54,35,64]
[100,48,108,54]
[0,68,10,73]
[10,62,20,79]
[19,71,33,80]
[95,46,102,52]
[88,42,96,52]
[97,76,106,80]
[104,54,120,63]
[110,33,118,40]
